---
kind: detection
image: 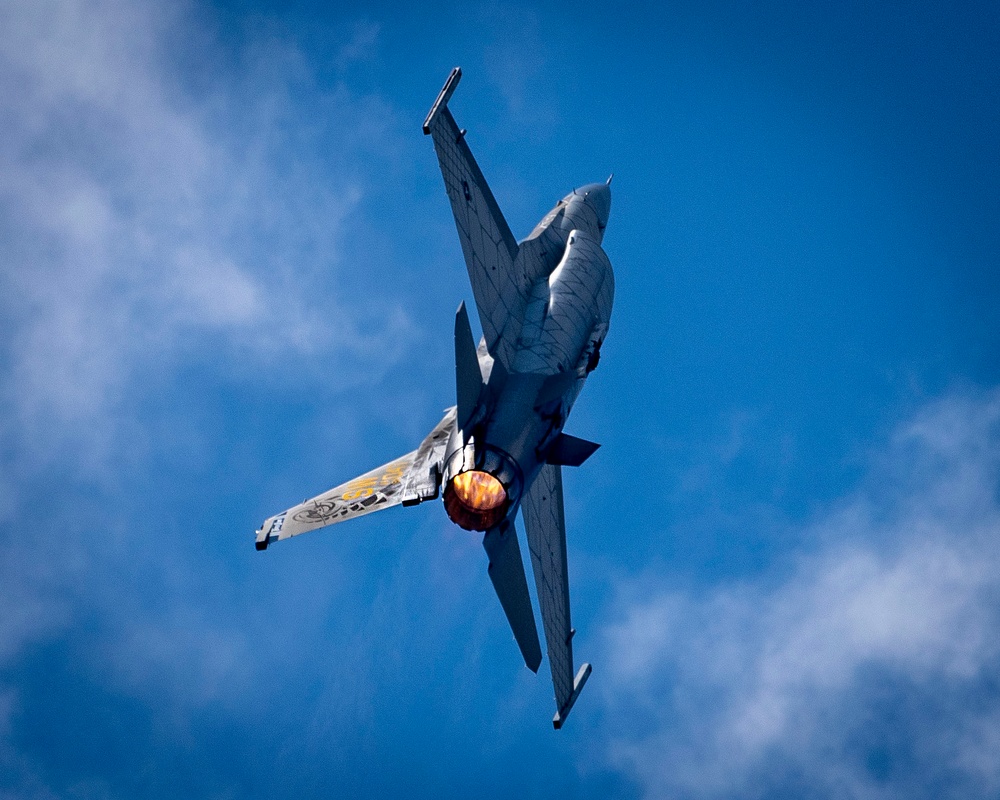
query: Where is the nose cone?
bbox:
[576,182,612,232]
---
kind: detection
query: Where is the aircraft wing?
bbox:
[255,408,454,549]
[522,463,592,728]
[423,68,523,370]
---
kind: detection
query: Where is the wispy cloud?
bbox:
[596,389,1000,799]
[479,5,558,140]
[0,2,415,792]
[0,0,410,469]
[336,19,380,71]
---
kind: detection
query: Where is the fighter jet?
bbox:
[255,68,614,729]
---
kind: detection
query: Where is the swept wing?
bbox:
[423,68,524,370]
[522,463,592,728]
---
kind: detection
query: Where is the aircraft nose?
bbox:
[576,181,611,231]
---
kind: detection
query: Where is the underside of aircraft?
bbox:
[255,68,614,729]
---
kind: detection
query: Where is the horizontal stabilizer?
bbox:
[546,433,600,467]
[455,301,483,432]
[483,520,542,673]
[553,663,592,730]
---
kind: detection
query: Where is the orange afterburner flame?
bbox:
[451,470,506,511]
[444,469,509,531]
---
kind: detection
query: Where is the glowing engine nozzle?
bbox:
[452,470,506,510]
[444,470,509,531]
[441,439,522,532]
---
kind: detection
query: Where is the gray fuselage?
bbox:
[441,182,614,527]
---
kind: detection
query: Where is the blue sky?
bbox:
[1,1,999,797]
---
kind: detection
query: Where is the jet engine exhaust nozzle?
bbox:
[442,443,523,532]
[444,470,507,531]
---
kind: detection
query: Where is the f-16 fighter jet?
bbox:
[255,68,614,729]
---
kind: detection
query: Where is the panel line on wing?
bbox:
[424,82,525,370]
[522,463,580,713]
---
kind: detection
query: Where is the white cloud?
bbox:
[336,20,380,71]
[597,389,1000,799]
[0,3,415,792]
[0,0,411,467]
[479,5,558,139]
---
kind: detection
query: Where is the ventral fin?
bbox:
[545,433,600,467]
